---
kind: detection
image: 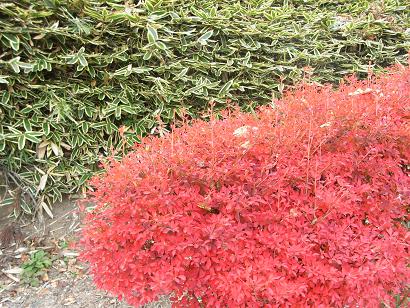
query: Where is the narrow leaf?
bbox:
[50,143,60,156]
[41,201,54,219]
[219,80,234,95]
[0,76,9,84]
[1,91,10,104]
[3,34,20,51]
[147,26,158,43]
[39,174,48,191]
[25,132,42,143]
[78,54,88,67]
[23,119,32,131]
[199,30,213,41]
[17,135,26,150]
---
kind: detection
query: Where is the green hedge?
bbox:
[0,0,409,214]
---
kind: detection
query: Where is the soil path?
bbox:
[0,199,170,308]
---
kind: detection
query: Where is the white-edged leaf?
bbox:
[42,122,50,135]
[50,21,59,29]
[17,135,26,150]
[143,51,153,60]
[9,57,21,73]
[147,26,158,43]
[0,197,14,206]
[66,55,78,65]
[155,41,167,50]
[23,119,32,131]
[198,30,213,44]
[132,67,152,74]
[25,132,42,143]
[175,68,189,80]
[219,79,234,95]
[3,34,20,51]
[2,91,10,104]
[112,65,128,76]
[41,201,54,219]
[19,62,34,71]
[0,76,10,84]
[81,122,89,133]
[33,165,46,175]
[78,54,88,67]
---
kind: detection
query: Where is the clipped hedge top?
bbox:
[0,0,409,211]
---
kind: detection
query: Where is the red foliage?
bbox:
[79,61,410,307]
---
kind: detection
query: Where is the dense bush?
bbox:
[1,0,410,212]
[79,61,410,307]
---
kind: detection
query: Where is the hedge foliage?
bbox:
[0,0,409,213]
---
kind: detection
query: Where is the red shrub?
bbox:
[79,61,410,307]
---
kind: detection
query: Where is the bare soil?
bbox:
[0,198,171,308]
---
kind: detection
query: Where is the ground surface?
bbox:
[0,199,171,308]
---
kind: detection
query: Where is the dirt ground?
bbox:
[0,198,171,308]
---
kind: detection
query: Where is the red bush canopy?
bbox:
[79,61,410,307]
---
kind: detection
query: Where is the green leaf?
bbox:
[21,106,33,114]
[79,173,90,185]
[115,106,122,118]
[81,122,89,133]
[42,122,50,135]
[0,197,14,206]
[155,41,167,50]
[23,119,32,131]
[25,132,42,143]
[8,126,21,134]
[121,105,137,114]
[198,30,214,44]
[66,55,78,64]
[1,91,10,105]
[91,122,106,129]
[17,135,26,150]
[147,26,158,43]
[242,51,251,67]
[3,33,20,51]
[19,62,34,72]
[9,57,21,73]
[112,65,131,77]
[0,0,408,218]
[143,51,153,60]
[145,1,155,12]
[219,79,234,95]
[78,54,88,67]
[0,76,9,84]
[106,122,117,134]
[84,107,94,117]
[175,68,189,80]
